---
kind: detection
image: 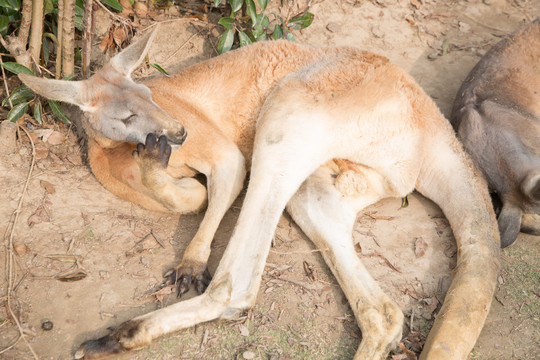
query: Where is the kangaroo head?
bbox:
[19,26,187,145]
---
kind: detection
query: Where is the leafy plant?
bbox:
[1,62,71,124]
[214,0,313,53]
[1,0,123,125]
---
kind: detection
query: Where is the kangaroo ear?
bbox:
[18,73,88,108]
[110,25,160,77]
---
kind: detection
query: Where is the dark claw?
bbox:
[195,268,212,294]
[132,133,172,168]
[162,266,212,298]
[163,268,178,286]
[177,274,192,297]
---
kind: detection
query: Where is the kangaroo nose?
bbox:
[166,127,187,145]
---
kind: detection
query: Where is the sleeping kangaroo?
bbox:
[19,26,500,359]
[451,19,540,248]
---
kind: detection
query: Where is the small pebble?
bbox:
[41,320,53,331]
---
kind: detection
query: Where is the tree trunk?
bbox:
[28,0,44,67]
[62,0,76,77]
[82,0,94,79]
[56,0,64,78]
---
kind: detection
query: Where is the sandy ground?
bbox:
[1,1,539,359]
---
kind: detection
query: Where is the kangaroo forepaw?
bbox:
[133,133,172,168]
[163,265,212,297]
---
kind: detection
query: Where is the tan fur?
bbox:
[19,29,500,360]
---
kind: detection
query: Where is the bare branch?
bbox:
[56,0,64,78]
[62,0,76,76]
[82,0,94,78]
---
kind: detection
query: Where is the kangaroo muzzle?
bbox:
[164,127,188,145]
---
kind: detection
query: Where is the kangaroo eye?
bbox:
[122,114,137,125]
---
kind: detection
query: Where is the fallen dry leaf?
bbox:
[113,26,128,47]
[150,286,174,303]
[35,143,49,159]
[14,243,29,256]
[410,0,421,9]
[303,260,318,281]
[56,270,87,282]
[40,180,56,194]
[27,205,50,227]
[46,131,66,145]
[100,31,113,53]
[239,324,250,337]
[414,237,428,258]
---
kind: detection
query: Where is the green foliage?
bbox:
[150,63,169,76]
[1,61,33,75]
[47,99,71,124]
[7,101,28,122]
[0,0,122,127]
[215,0,314,54]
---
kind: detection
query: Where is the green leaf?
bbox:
[100,0,123,12]
[217,29,234,54]
[213,0,222,6]
[0,15,9,35]
[43,32,57,45]
[1,62,34,75]
[2,85,34,107]
[256,0,267,11]
[43,37,50,65]
[238,31,252,47]
[48,100,71,124]
[257,13,269,28]
[246,0,257,25]
[401,194,409,208]
[7,101,29,122]
[218,17,234,30]
[75,0,83,31]
[150,63,169,76]
[272,24,283,40]
[0,0,20,10]
[33,102,43,124]
[288,12,314,30]
[229,0,243,12]
[43,0,54,15]
[285,32,295,41]
[63,74,76,81]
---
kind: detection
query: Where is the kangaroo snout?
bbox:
[163,127,187,145]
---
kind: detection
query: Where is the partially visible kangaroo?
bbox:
[451,19,540,248]
[20,26,500,360]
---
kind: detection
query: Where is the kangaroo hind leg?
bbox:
[286,164,404,360]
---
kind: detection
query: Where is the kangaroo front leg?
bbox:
[287,166,404,359]
[134,134,207,213]
[165,147,247,296]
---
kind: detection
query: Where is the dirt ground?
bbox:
[1,0,539,359]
